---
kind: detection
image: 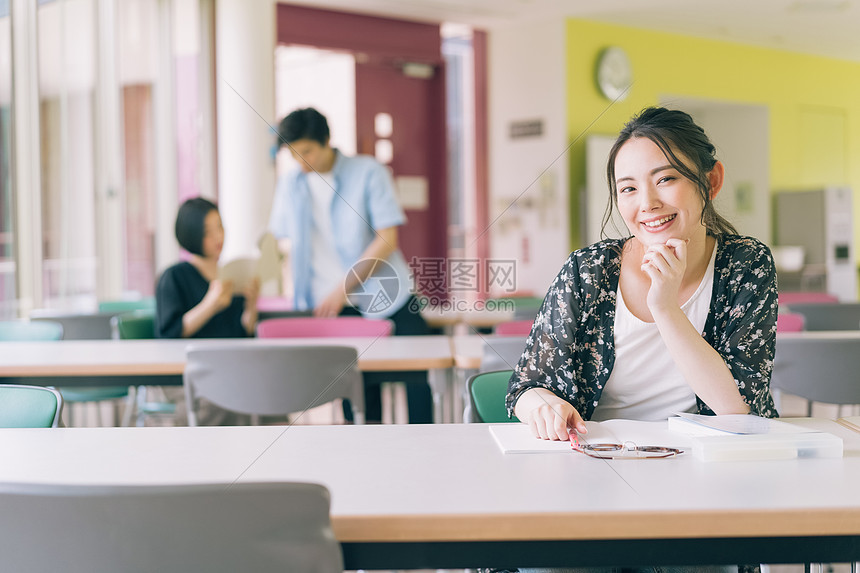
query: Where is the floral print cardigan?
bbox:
[506,234,779,420]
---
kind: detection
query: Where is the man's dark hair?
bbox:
[277,107,330,146]
[175,197,218,256]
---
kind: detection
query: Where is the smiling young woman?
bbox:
[508,107,778,445]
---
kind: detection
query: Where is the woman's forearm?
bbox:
[653,306,749,414]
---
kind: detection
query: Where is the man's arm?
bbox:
[313,226,399,317]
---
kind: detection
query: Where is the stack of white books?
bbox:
[668,413,843,461]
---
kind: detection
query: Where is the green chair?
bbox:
[0,385,64,428]
[466,369,519,423]
[0,320,63,341]
[112,311,176,426]
[487,296,544,321]
[27,313,135,427]
[111,309,156,340]
[97,297,156,314]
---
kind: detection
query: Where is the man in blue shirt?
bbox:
[269,107,432,423]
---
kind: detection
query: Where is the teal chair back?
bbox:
[0,320,63,341]
[112,310,156,340]
[0,385,64,427]
[467,369,519,423]
[98,298,156,314]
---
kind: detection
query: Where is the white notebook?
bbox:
[488,420,690,454]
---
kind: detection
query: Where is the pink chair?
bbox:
[493,319,534,336]
[776,312,806,333]
[778,292,839,305]
[256,316,394,338]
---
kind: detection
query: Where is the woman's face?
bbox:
[201,209,224,260]
[614,137,708,248]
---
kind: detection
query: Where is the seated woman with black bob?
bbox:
[155,197,258,339]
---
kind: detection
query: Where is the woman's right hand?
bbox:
[515,388,587,441]
[204,279,234,312]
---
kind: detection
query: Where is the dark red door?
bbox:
[355,61,448,276]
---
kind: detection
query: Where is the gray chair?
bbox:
[30,312,116,339]
[0,385,64,428]
[184,343,365,426]
[480,336,527,372]
[771,335,860,416]
[780,302,860,331]
[0,481,343,573]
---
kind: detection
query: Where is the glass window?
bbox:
[0,0,13,318]
[38,0,98,310]
[118,0,159,297]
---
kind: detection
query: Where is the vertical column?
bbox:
[95,0,125,300]
[215,0,275,262]
[11,0,43,316]
[153,0,178,275]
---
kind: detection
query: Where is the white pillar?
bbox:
[11,0,44,316]
[215,0,276,262]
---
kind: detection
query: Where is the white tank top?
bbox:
[591,245,717,422]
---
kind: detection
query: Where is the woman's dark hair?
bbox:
[602,106,737,239]
[175,197,218,256]
[277,107,330,147]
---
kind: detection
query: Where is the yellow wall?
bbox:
[566,19,860,260]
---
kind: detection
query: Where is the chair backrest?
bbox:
[467,369,518,423]
[31,313,114,340]
[257,316,394,338]
[780,302,860,331]
[184,343,365,425]
[0,481,343,573]
[776,312,805,332]
[0,320,63,341]
[480,336,527,372]
[778,291,839,305]
[0,385,64,427]
[112,310,156,340]
[97,297,156,314]
[493,319,534,336]
[772,336,860,405]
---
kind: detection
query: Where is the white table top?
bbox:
[0,335,454,376]
[2,419,858,543]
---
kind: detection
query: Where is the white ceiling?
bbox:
[280,0,860,62]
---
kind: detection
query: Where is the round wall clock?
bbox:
[595,46,633,101]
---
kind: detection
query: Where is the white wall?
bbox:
[487,18,569,297]
[666,98,771,245]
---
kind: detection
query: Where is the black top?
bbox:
[155,261,249,339]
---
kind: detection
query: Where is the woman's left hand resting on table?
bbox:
[514,388,587,441]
